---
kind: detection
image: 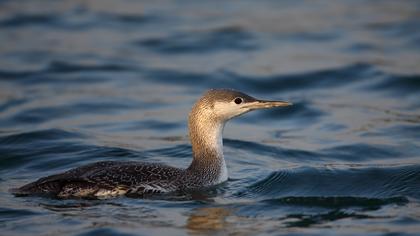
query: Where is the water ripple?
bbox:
[1,1,420,235]
[0,14,59,28]
[136,26,258,54]
[262,196,408,209]
[243,165,420,200]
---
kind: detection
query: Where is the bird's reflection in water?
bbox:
[186,207,231,235]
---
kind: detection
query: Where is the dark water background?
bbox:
[1,0,420,235]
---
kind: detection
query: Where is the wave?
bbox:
[262,196,408,208]
[240,165,420,200]
[136,26,257,54]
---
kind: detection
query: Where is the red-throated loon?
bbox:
[11,89,291,198]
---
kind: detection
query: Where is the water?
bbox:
[1,0,420,235]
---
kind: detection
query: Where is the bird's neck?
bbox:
[187,110,228,185]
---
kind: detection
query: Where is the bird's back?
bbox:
[10,161,185,198]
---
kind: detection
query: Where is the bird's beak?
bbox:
[243,100,292,110]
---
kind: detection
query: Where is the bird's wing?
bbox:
[82,162,183,188]
[12,161,183,196]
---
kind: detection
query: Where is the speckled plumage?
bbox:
[11,89,290,198]
[12,161,187,198]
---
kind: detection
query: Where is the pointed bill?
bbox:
[243,100,292,110]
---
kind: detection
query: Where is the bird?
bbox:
[10,89,291,199]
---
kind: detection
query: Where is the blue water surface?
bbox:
[1,1,420,235]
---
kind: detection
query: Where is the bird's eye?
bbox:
[234,97,243,104]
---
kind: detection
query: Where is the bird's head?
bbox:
[192,89,292,122]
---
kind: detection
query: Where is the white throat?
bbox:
[199,119,228,184]
[212,123,228,184]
